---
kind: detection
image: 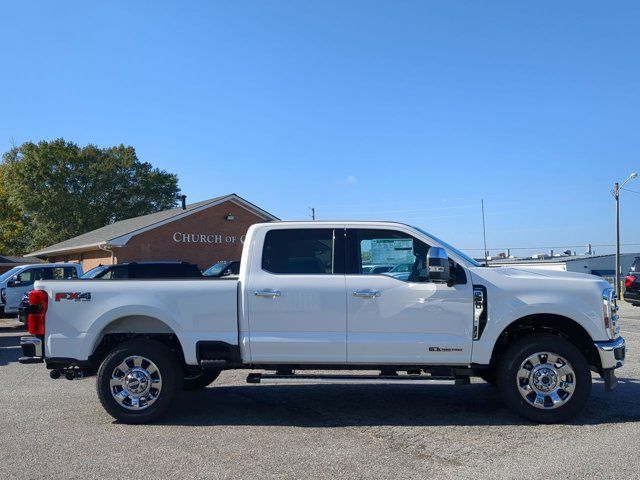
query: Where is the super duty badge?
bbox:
[429,346,463,352]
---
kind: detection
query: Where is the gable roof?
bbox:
[27,194,278,257]
[0,255,42,265]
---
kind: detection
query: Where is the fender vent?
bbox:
[473,285,488,340]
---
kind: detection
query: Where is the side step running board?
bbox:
[247,373,470,385]
[200,359,229,369]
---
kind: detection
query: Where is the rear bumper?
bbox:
[594,337,626,392]
[623,289,640,304]
[19,336,44,364]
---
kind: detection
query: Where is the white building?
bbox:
[488,253,640,280]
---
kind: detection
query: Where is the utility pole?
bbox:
[309,207,316,221]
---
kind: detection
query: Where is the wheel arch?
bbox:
[489,313,601,371]
[89,315,187,370]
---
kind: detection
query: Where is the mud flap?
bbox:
[602,368,618,392]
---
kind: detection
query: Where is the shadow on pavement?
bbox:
[151,375,640,428]
[2,325,637,428]
[0,331,22,366]
[0,322,25,333]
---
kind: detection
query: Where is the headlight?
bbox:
[602,288,620,339]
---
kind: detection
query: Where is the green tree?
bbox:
[0,139,180,255]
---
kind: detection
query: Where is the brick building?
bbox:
[26,194,278,272]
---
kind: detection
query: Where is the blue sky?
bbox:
[1,1,639,256]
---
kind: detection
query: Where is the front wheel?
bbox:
[478,370,496,386]
[97,339,182,424]
[496,333,591,423]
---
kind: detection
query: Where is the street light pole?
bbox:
[614,182,621,299]
[614,172,638,298]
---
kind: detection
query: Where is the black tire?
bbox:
[97,339,182,424]
[496,333,591,423]
[183,370,221,390]
[478,370,496,386]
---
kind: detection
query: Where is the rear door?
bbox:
[345,228,473,365]
[244,227,347,363]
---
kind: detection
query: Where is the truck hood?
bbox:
[470,266,612,293]
[492,267,603,282]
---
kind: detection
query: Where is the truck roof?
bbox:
[255,220,415,227]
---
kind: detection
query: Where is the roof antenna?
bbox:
[481,199,488,266]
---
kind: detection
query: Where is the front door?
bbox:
[245,227,347,363]
[5,267,50,311]
[345,228,473,365]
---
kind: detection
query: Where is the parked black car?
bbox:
[19,261,203,324]
[623,256,640,307]
[81,261,203,279]
[202,260,240,278]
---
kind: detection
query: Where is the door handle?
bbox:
[254,289,282,298]
[353,290,381,298]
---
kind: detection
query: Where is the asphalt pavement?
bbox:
[1,304,639,479]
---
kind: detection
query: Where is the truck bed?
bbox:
[35,278,239,365]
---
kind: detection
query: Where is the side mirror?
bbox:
[7,276,19,288]
[426,247,451,284]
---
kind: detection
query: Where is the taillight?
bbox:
[626,275,637,289]
[27,290,48,336]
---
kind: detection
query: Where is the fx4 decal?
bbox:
[55,292,92,302]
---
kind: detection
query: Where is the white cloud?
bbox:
[345,175,358,184]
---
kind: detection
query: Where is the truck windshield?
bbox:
[0,267,22,283]
[203,261,231,276]
[412,227,481,267]
[81,265,108,279]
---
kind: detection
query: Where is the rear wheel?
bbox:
[97,339,182,424]
[496,333,591,423]
[183,370,221,390]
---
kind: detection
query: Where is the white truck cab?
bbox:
[0,263,82,316]
[18,222,625,424]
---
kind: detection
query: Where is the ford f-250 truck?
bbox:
[19,222,626,424]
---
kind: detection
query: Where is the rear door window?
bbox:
[63,267,78,279]
[49,267,78,279]
[262,229,335,274]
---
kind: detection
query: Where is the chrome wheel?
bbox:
[109,356,162,410]
[516,351,576,410]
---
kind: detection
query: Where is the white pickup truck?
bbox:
[19,221,626,424]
